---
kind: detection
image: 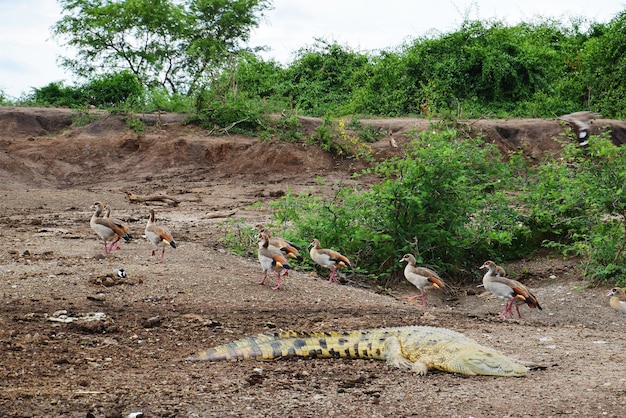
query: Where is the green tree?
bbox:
[53,0,272,95]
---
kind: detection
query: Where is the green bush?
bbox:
[83,71,143,107]
[195,89,268,135]
[305,116,374,159]
[142,87,193,113]
[523,131,626,284]
[261,123,626,286]
[217,218,257,257]
[580,13,626,118]
[28,81,85,107]
[0,88,8,105]
[27,71,143,109]
[271,125,533,282]
[281,40,371,117]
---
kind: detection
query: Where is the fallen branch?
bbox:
[205,210,237,219]
[207,117,250,136]
[124,190,181,207]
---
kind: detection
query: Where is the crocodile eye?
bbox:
[468,353,494,365]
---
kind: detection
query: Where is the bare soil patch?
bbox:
[0,106,625,417]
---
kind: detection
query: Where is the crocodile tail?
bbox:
[186,333,280,361]
[187,329,387,361]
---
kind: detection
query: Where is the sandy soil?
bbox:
[0,106,625,417]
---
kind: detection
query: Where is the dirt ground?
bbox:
[1,106,625,417]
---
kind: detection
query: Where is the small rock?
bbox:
[102,277,115,287]
[87,294,106,302]
[143,316,161,328]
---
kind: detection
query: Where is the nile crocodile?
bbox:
[187,325,528,377]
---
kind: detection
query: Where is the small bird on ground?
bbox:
[257,233,291,290]
[308,239,352,284]
[254,224,303,261]
[145,208,177,263]
[607,287,626,316]
[480,260,542,319]
[89,201,132,255]
[399,254,445,306]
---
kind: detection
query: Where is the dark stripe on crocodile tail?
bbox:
[211,335,267,360]
[308,348,323,357]
[270,340,283,358]
[247,336,266,358]
[351,341,373,359]
[226,344,241,359]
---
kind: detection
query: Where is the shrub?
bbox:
[83,71,143,107]
[523,131,626,284]
[272,125,533,283]
[28,81,85,107]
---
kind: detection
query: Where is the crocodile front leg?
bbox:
[383,336,429,375]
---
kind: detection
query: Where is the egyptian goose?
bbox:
[145,208,177,263]
[103,206,133,250]
[254,224,303,261]
[308,239,352,284]
[558,111,600,146]
[90,201,132,255]
[399,254,445,306]
[494,263,506,277]
[480,260,542,319]
[257,233,291,290]
[607,287,626,316]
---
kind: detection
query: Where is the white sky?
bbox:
[0,0,624,98]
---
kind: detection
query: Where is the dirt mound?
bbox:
[0,107,73,139]
[0,108,358,189]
